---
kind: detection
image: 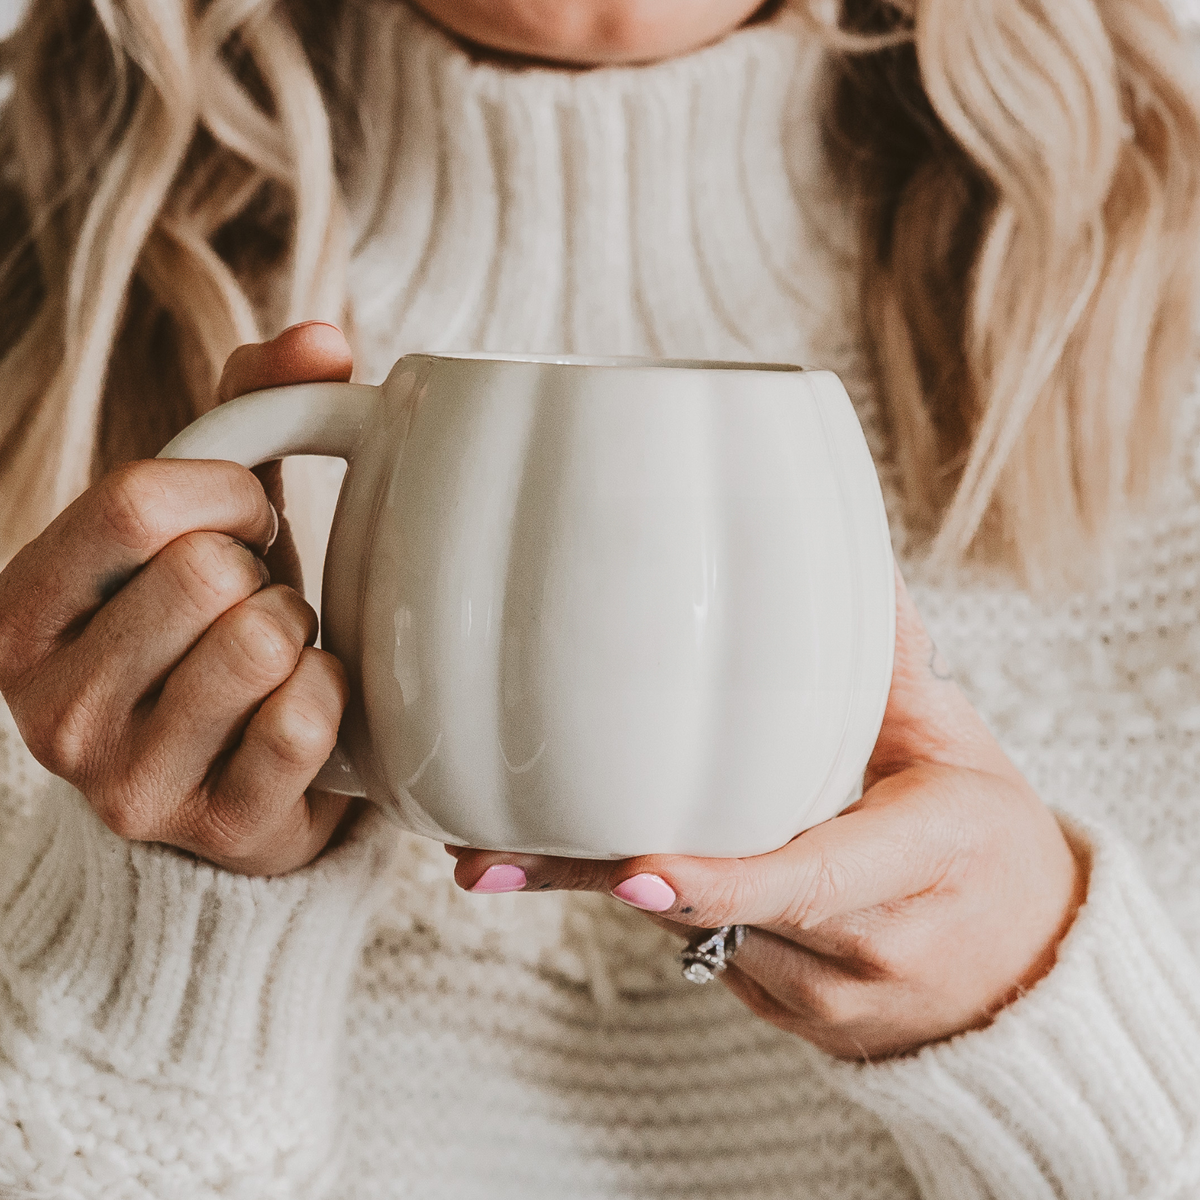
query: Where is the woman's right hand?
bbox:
[0,323,358,876]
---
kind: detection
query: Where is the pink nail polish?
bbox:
[470,864,527,893]
[611,874,676,912]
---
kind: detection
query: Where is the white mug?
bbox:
[160,353,895,859]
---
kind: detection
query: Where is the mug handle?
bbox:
[158,380,379,798]
[158,381,377,464]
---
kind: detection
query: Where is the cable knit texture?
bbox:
[4,4,1200,1196]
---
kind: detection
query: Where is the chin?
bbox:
[409,0,770,66]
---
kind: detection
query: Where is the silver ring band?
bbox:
[680,925,748,984]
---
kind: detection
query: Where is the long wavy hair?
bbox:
[0,0,1197,584]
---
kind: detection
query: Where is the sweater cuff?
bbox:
[823,817,1200,1199]
[0,778,399,1096]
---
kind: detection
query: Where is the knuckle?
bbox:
[190,797,263,863]
[307,648,349,705]
[21,713,73,774]
[783,853,847,928]
[50,704,92,775]
[688,871,757,926]
[93,794,157,843]
[265,585,317,632]
[24,690,97,777]
[167,531,265,616]
[20,647,137,780]
[98,463,170,553]
[259,699,338,771]
[225,602,306,686]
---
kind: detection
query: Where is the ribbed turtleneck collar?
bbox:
[343,1,850,383]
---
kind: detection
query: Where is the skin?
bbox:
[408,0,772,65]
[0,325,1086,1059]
[0,323,358,877]
[452,571,1087,1059]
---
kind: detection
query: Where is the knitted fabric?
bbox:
[4,5,1200,1196]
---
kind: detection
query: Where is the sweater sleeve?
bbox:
[0,774,400,1197]
[820,816,1200,1200]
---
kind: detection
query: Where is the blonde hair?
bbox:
[0,0,350,552]
[0,0,1197,585]
[821,0,1200,582]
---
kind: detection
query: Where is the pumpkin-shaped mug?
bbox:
[160,353,895,859]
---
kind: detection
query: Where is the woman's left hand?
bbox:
[450,571,1087,1060]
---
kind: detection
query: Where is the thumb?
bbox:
[216,320,353,404]
[865,567,1010,787]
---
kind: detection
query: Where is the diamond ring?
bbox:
[680,925,748,984]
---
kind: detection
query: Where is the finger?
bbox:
[637,766,976,931]
[216,321,353,595]
[253,459,306,596]
[716,958,887,1059]
[0,460,277,694]
[16,531,270,781]
[132,585,318,802]
[685,762,1035,933]
[719,929,869,1019]
[86,531,271,698]
[865,567,1009,784]
[217,321,352,404]
[452,786,948,926]
[452,848,614,896]
[454,854,900,1058]
[177,647,351,875]
[454,763,1005,929]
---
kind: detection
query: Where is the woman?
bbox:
[0,0,1197,1194]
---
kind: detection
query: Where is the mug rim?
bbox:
[423,351,806,372]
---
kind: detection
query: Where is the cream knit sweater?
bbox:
[4,5,1200,1197]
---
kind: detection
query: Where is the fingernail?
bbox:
[470,864,527,893]
[266,502,280,549]
[278,320,342,338]
[611,874,676,912]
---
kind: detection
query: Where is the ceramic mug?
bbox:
[159,353,895,859]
